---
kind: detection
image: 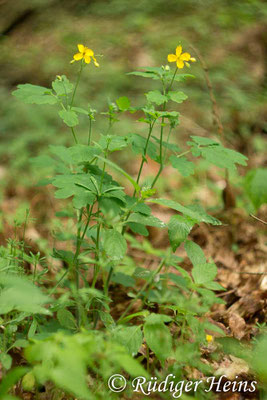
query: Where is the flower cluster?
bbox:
[168,45,196,69]
[71,44,99,67]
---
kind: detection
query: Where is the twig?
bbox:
[250,214,267,225]
[217,288,236,297]
[220,265,267,275]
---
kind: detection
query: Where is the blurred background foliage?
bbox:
[0,0,266,211]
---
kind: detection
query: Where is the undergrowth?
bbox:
[0,43,266,400]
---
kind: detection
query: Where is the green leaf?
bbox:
[157,110,180,119]
[12,84,57,105]
[116,96,130,111]
[132,202,151,215]
[28,319,37,339]
[68,145,101,164]
[112,272,135,287]
[127,222,149,236]
[189,136,247,171]
[152,136,181,152]
[127,213,166,228]
[52,75,73,96]
[203,321,226,335]
[22,371,35,391]
[57,309,77,330]
[49,145,73,164]
[0,353,12,370]
[25,335,93,400]
[0,274,50,315]
[252,335,267,381]
[72,190,95,209]
[148,198,221,225]
[168,91,188,103]
[187,203,221,226]
[165,273,189,290]
[170,155,195,177]
[144,318,172,362]
[127,70,160,80]
[200,146,247,171]
[172,73,195,82]
[98,311,115,328]
[52,174,97,206]
[192,262,217,285]
[203,281,225,291]
[58,109,79,127]
[168,215,195,251]
[11,339,29,349]
[244,168,267,210]
[145,313,172,324]
[113,351,148,377]
[71,106,89,115]
[130,133,158,161]
[103,230,127,261]
[0,367,30,397]
[96,156,140,193]
[185,240,206,266]
[98,135,128,152]
[145,90,168,105]
[189,136,218,146]
[113,326,142,356]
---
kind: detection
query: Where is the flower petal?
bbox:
[176,45,182,57]
[84,54,91,64]
[85,48,94,56]
[167,54,177,62]
[93,56,99,67]
[73,52,83,60]
[176,59,184,69]
[78,44,85,53]
[180,52,191,61]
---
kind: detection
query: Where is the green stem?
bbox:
[88,117,92,145]
[91,221,100,289]
[121,122,155,235]
[135,121,155,187]
[81,205,93,241]
[48,269,69,296]
[69,62,84,144]
[176,149,191,158]
[118,257,167,322]
[71,61,83,107]
[104,265,114,296]
[71,127,78,144]
[168,66,178,92]
[92,144,109,288]
[151,67,178,188]
[163,125,173,163]
[73,208,84,327]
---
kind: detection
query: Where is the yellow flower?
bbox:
[167,45,196,69]
[71,44,99,67]
[206,334,214,343]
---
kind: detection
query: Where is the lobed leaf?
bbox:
[12,84,57,105]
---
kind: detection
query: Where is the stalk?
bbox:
[71,61,84,107]
[117,257,167,322]
[88,117,92,145]
[151,67,178,188]
[91,144,109,288]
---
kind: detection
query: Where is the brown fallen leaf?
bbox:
[228,312,246,340]
[215,355,249,380]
